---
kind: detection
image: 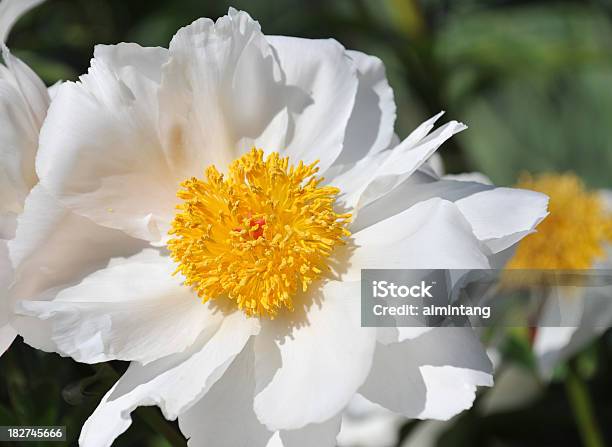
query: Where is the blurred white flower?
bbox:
[400,420,451,447]
[0,0,48,355]
[7,8,548,446]
[443,171,493,186]
[399,364,544,447]
[507,173,612,377]
[337,395,405,447]
[479,365,542,414]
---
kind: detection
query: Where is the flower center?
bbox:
[508,173,612,269]
[168,148,351,318]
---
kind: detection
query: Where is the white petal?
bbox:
[401,111,446,149]
[358,119,467,208]
[0,240,16,354]
[537,287,585,328]
[266,36,358,173]
[349,172,548,257]
[360,328,493,420]
[330,50,395,166]
[345,198,490,281]
[277,416,342,447]
[0,212,16,240]
[425,152,445,178]
[376,327,436,345]
[455,187,549,253]
[0,0,44,42]
[93,43,168,84]
[158,9,288,178]
[350,172,491,233]
[253,281,376,431]
[0,323,15,354]
[331,116,465,211]
[400,420,451,447]
[47,80,61,99]
[9,185,145,300]
[179,342,275,447]
[443,172,493,185]
[480,366,542,415]
[80,312,259,447]
[0,47,49,213]
[599,189,612,211]
[534,281,612,377]
[417,365,492,419]
[35,56,177,242]
[1,46,49,129]
[16,249,217,364]
[337,395,404,447]
[91,43,167,132]
[534,326,580,377]
[180,339,343,447]
[264,417,343,447]
[8,185,145,352]
[0,238,12,288]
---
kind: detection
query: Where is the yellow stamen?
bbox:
[167,148,351,318]
[507,173,612,270]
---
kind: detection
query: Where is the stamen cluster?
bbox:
[168,148,351,317]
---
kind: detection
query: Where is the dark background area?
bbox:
[2,0,612,445]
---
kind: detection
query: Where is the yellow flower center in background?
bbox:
[508,173,612,270]
[168,148,351,318]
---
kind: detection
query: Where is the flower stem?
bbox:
[565,361,605,447]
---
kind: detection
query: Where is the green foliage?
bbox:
[439,4,612,186]
[0,341,182,446]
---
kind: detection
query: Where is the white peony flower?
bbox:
[0,0,48,355]
[7,8,549,446]
[506,173,612,377]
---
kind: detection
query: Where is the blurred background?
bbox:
[2,0,612,446]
